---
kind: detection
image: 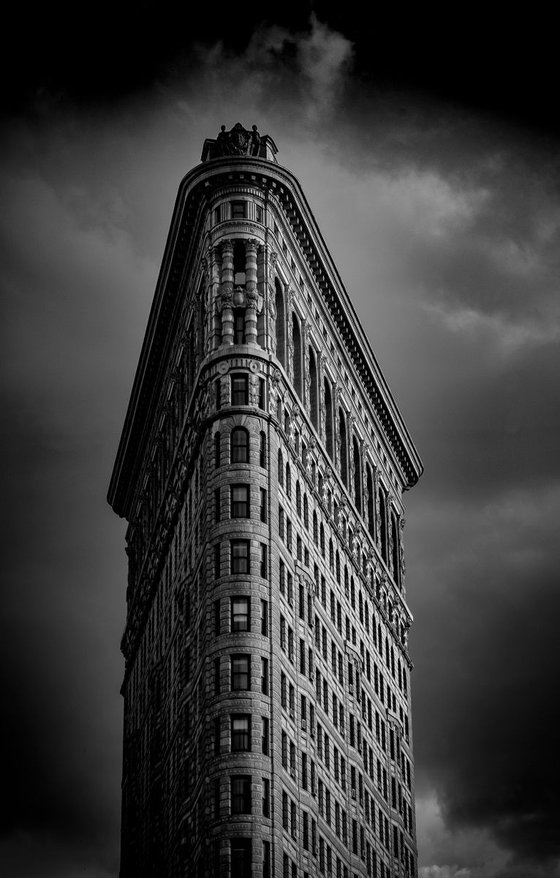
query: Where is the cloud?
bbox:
[423,299,560,354]
[408,483,560,867]
[174,14,353,132]
[1,13,560,877]
[421,868,472,878]
[295,14,354,120]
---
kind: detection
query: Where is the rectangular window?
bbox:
[260,543,268,578]
[262,778,270,817]
[259,377,265,409]
[261,599,268,636]
[260,488,267,522]
[231,596,250,632]
[282,731,288,767]
[262,716,269,754]
[214,543,221,579]
[231,775,251,814]
[214,487,221,522]
[231,200,246,218]
[215,377,222,409]
[281,672,287,708]
[231,373,248,405]
[214,657,221,695]
[214,716,221,755]
[231,484,250,518]
[231,540,250,573]
[263,842,271,878]
[261,657,269,694]
[231,654,250,690]
[231,838,252,878]
[233,308,246,344]
[214,599,221,635]
[231,427,248,462]
[214,778,220,819]
[231,714,251,751]
[300,638,306,675]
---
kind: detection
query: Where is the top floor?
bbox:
[108,125,422,521]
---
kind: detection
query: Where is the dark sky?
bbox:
[1,6,560,878]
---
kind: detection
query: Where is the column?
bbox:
[244,239,258,345]
[220,239,234,346]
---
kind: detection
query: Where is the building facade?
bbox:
[108,123,423,878]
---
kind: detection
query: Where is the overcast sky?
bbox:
[1,8,559,878]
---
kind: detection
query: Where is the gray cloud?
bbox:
[1,16,559,876]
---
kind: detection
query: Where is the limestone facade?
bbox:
[108,124,423,878]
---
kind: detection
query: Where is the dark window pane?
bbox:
[231,428,248,463]
[231,201,246,219]
[231,715,251,751]
[231,655,250,690]
[231,540,250,573]
[231,838,252,878]
[231,485,249,518]
[234,308,246,344]
[232,374,248,406]
[231,597,249,632]
[231,776,251,814]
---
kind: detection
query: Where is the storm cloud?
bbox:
[1,13,559,878]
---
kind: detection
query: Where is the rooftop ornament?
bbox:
[201,122,278,162]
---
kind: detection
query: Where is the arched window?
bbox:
[292,313,303,399]
[339,408,348,486]
[214,431,221,468]
[275,278,286,367]
[260,431,266,468]
[366,464,375,538]
[324,378,333,459]
[309,347,318,429]
[231,427,248,463]
[353,435,362,514]
[278,449,284,486]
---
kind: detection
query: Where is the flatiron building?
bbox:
[108,123,423,878]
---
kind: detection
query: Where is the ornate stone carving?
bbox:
[215,122,258,156]
[249,374,260,406]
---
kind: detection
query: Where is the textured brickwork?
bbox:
[109,124,422,878]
